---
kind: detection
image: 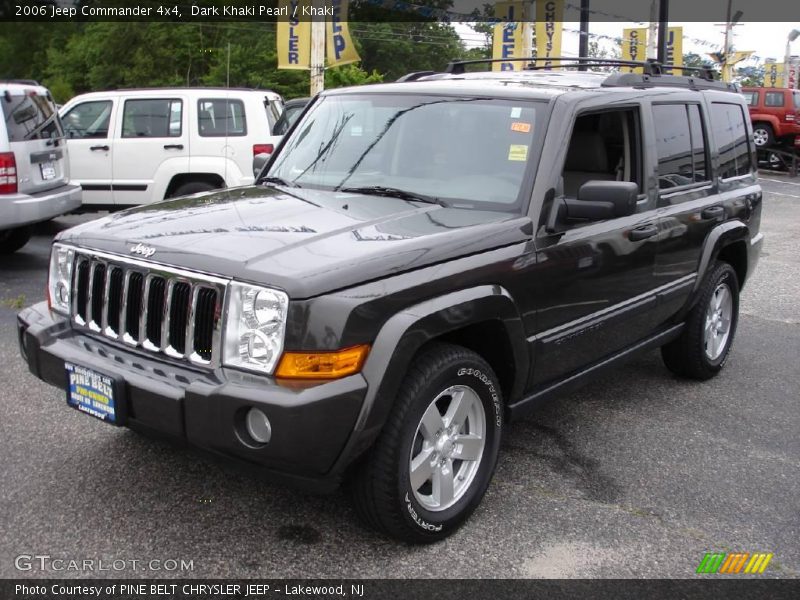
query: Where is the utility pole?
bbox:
[309,0,325,96]
[722,0,733,82]
[578,0,590,69]
[647,0,658,60]
[657,0,669,64]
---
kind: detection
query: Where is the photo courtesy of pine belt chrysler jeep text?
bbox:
[18,59,764,543]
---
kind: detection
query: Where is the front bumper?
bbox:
[18,302,367,492]
[1,183,82,229]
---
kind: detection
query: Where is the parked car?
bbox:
[58,88,284,208]
[0,80,81,253]
[272,97,310,136]
[741,86,800,148]
[18,61,763,543]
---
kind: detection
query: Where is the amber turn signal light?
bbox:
[275,345,370,380]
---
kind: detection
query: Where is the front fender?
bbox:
[328,285,528,474]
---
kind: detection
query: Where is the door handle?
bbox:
[629,224,659,241]
[163,144,184,150]
[90,145,110,151]
[702,206,725,220]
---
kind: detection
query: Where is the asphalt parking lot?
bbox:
[1,177,798,579]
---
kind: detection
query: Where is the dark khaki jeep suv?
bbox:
[18,59,763,542]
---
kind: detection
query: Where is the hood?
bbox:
[58,186,531,298]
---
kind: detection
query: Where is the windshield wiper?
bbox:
[339,186,448,207]
[260,176,300,188]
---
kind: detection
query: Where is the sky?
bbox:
[455,22,800,65]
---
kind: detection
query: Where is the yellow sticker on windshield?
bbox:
[508,144,528,161]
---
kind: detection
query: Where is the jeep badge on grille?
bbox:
[130,243,156,258]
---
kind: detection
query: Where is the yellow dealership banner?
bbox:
[492,2,527,72]
[535,0,564,68]
[326,0,360,68]
[277,0,311,70]
[663,27,683,73]
[492,23,525,72]
[621,28,647,73]
[764,62,786,87]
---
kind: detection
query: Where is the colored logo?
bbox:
[696,552,773,574]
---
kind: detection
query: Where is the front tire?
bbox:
[662,262,740,380]
[351,343,504,543]
[171,181,217,198]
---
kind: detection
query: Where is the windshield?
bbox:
[267,93,546,211]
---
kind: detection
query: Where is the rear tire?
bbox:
[661,262,739,380]
[351,343,504,543]
[752,123,774,148]
[172,181,217,198]
[0,226,32,254]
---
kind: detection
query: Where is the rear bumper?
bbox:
[18,302,367,493]
[0,183,82,229]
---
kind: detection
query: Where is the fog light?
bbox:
[245,408,272,444]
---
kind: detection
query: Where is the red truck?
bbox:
[742,86,800,148]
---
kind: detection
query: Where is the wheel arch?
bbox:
[694,220,750,293]
[331,285,528,474]
[163,172,225,199]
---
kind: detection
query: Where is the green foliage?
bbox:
[0,19,462,101]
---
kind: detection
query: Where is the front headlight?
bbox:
[223,283,289,375]
[48,243,74,314]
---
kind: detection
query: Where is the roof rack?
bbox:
[442,57,735,92]
[396,71,439,82]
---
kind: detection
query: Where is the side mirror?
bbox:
[546,181,638,232]
[576,180,638,217]
[252,152,272,178]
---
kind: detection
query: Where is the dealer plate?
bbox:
[40,161,56,180]
[65,363,121,425]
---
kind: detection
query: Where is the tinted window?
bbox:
[62,101,112,139]
[710,103,752,179]
[198,99,246,136]
[743,91,758,106]
[1,92,62,142]
[764,92,785,107]
[653,104,707,189]
[122,99,182,138]
[687,105,708,181]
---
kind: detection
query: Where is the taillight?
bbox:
[253,144,274,156]
[0,152,18,194]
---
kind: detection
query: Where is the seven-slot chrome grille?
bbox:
[70,249,228,367]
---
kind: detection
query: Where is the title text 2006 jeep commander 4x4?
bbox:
[18,59,763,543]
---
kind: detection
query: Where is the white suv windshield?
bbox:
[268,94,545,210]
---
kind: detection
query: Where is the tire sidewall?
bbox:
[700,265,740,370]
[394,358,503,539]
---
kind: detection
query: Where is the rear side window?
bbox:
[710,103,752,179]
[743,91,758,106]
[652,104,708,190]
[122,99,182,138]
[764,92,785,107]
[794,92,800,110]
[62,101,112,139]
[1,92,63,142]
[198,99,247,136]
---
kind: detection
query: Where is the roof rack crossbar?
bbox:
[445,57,666,75]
